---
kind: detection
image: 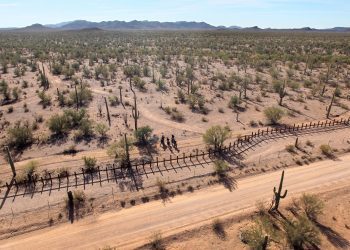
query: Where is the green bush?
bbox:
[95,123,109,138]
[134,126,153,145]
[229,95,240,109]
[47,114,68,135]
[300,193,324,221]
[264,106,284,124]
[38,91,52,108]
[320,144,333,157]
[284,216,320,249]
[7,121,33,149]
[203,125,230,149]
[214,160,229,176]
[83,156,97,173]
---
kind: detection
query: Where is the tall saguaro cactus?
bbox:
[326,90,336,119]
[104,97,111,127]
[271,170,288,211]
[279,81,287,106]
[132,93,140,131]
[5,146,16,176]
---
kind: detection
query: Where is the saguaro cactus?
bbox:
[132,93,140,131]
[104,97,111,127]
[74,85,79,110]
[279,81,287,106]
[271,170,288,211]
[326,90,336,119]
[118,86,123,105]
[5,146,16,176]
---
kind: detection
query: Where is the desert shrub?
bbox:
[306,140,314,147]
[73,190,86,208]
[12,87,21,101]
[95,123,109,138]
[148,232,165,250]
[24,160,39,176]
[229,95,240,109]
[300,193,324,221]
[48,114,68,135]
[334,87,342,97]
[133,76,146,90]
[7,121,33,149]
[250,120,258,127]
[69,85,93,106]
[75,118,94,139]
[57,167,70,177]
[83,156,97,173]
[286,145,296,153]
[203,125,230,149]
[156,79,167,91]
[284,216,320,249]
[107,136,135,164]
[64,109,88,128]
[0,79,10,100]
[241,221,268,250]
[108,96,119,106]
[134,125,153,145]
[264,106,284,124]
[319,144,333,157]
[169,109,184,122]
[38,91,52,108]
[123,65,141,78]
[16,160,39,184]
[156,178,167,193]
[177,89,186,103]
[214,160,229,176]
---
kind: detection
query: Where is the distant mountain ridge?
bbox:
[3,20,350,32]
[56,20,217,30]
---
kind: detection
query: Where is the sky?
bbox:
[0,0,349,28]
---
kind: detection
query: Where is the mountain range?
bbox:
[2,20,350,32]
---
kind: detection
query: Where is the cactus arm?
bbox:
[281,190,288,198]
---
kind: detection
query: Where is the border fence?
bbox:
[1,117,350,206]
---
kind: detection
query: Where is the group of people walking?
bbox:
[160,134,177,150]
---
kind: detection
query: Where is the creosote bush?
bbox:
[319,144,333,157]
[203,125,230,149]
[300,193,324,221]
[83,156,97,173]
[7,121,33,149]
[264,106,284,125]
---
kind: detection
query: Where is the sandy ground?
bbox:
[1,154,350,249]
[152,185,350,250]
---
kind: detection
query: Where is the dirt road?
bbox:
[1,154,350,249]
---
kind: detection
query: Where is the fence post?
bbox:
[5,146,16,177]
[82,168,85,189]
[98,166,102,186]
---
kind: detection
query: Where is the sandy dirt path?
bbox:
[1,154,350,250]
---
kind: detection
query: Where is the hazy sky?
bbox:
[0,0,349,28]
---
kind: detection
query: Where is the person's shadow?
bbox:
[67,191,74,224]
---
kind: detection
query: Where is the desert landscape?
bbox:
[1,5,350,249]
